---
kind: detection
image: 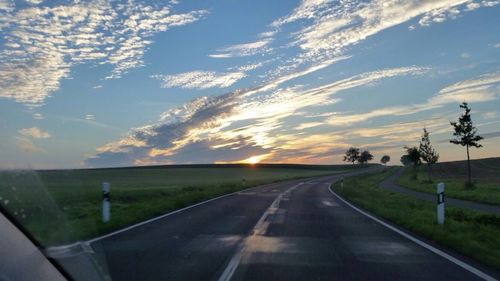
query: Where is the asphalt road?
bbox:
[84,171,495,281]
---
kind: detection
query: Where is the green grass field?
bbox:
[0,164,362,246]
[332,168,500,269]
[396,165,500,205]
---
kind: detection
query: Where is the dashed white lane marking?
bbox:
[321,199,339,207]
[327,184,498,281]
[217,183,302,281]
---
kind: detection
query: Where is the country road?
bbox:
[64,170,496,281]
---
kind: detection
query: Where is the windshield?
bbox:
[1,1,500,281]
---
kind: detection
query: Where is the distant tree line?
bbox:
[343,147,373,165]
[342,148,390,166]
[340,102,483,187]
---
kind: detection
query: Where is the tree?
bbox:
[404,146,421,179]
[343,147,360,165]
[450,102,483,187]
[419,128,439,182]
[380,155,390,165]
[400,155,411,166]
[358,150,373,164]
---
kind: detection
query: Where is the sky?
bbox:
[0,0,499,169]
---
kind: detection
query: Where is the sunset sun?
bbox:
[245,156,260,164]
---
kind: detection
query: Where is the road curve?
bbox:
[79,171,496,281]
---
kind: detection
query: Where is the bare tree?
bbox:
[450,102,483,187]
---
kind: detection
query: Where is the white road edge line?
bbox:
[327,183,498,281]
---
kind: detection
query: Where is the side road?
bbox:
[379,168,500,215]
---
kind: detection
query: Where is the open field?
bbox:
[396,157,500,205]
[332,168,500,269]
[0,164,363,246]
[427,157,500,183]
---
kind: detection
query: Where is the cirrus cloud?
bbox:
[327,71,500,127]
[153,71,246,90]
[264,0,499,78]
[86,65,425,167]
[208,38,273,58]
[0,0,207,105]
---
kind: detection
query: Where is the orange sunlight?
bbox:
[245,156,261,164]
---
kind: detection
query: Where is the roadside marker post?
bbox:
[340,176,344,188]
[102,182,110,223]
[437,183,445,225]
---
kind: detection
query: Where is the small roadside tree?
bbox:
[404,146,421,179]
[358,150,373,164]
[343,147,360,165]
[400,155,411,166]
[380,155,390,165]
[419,128,439,182]
[450,102,483,187]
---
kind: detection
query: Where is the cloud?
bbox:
[16,126,49,154]
[271,0,332,28]
[33,113,44,120]
[153,71,246,89]
[86,65,423,167]
[18,127,51,139]
[243,56,350,96]
[15,136,45,153]
[0,0,207,105]
[24,0,43,5]
[482,131,500,139]
[236,62,265,72]
[265,0,498,76]
[0,0,13,13]
[85,114,95,120]
[258,30,277,38]
[483,111,497,119]
[438,71,500,94]
[465,2,481,11]
[192,60,270,89]
[86,92,243,166]
[294,122,323,130]
[417,0,498,27]
[345,117,452,142]
[328,71,500,127]
[209,39,272,58]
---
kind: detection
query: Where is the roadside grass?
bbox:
[396,167,500,205]
[332,167,500,269]
[0,165,361,246]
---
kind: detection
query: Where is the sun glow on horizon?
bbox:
[213,154,270,165]
[245,156,261,164]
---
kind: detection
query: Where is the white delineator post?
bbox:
[437,182,445,225]
[102,182,110,223]
[340,176,344,188]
